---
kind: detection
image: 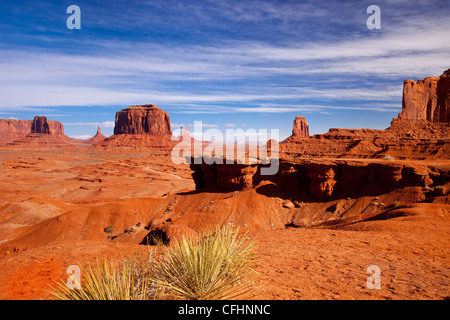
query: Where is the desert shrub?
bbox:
[49,251,163,300]
[153,225,258,300]
[50,225,258,300]
[103,224,114,234]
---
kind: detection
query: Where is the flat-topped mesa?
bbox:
[291,116,309,138]
[398,68,450,123]
[32,116,64,135]
[0,116,64,144]
[113,104,172,136]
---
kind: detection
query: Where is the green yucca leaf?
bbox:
[49,225,258,301]
[154,225,258,300]
[48,252,162,300]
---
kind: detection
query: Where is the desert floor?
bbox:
[0,147,448,300]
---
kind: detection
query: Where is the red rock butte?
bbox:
[399,68,450,123]
[291,116,309,138]
[0,116,65,146]
[113,104,172,136]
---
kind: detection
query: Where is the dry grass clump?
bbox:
[49,251,162,300]
[154,225,257,300]
[49,225,257,300]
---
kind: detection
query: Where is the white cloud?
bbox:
[64,121,115,128]
[70,134,92,140]
[0,13,448,113]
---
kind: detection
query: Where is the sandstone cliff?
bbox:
[398,68,450,123]
[189,158,448,202]
[0,116,64,145]
[114,104,172,136]
[291,116,309,138]
[96,104,174,150]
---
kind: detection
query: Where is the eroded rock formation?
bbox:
[398,69,450,123]
[114,104,172,136]
[291,116,309,138]
[0,116,64,145]
[86,126,107,144]
[190,158,448,201]
[31,116,50,134]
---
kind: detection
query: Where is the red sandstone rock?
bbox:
[0,117,64,145]
[86,126,107,144]
[437,69,450,122]
[114,104,172,136]
[31,116,50,134]
[398,68,450,123]
[291,116,309,138]
[307,164,337,199]
[178,126,194,142]
[31,116,64,135]
[0,119,32,145]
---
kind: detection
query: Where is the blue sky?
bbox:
[0,0,449,140]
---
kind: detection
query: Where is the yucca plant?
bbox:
[49,251,163,300]
[153,224,258,300]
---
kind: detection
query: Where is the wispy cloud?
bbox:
[63,121,115,128]
[0,0,448,122]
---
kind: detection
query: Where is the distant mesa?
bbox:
[397,68,450,123]
[1,69,449,152]
[280,68,450,159]
[0,116,66,146]
[0,115,104,147]
[114,104,172,136]
[96,104,175,150]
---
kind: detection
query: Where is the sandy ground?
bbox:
[0,147,448,300]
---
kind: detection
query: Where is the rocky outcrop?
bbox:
[0,119,32,145]
[398,69,450,123]
[97,104,175,149]
[178,127,194,142]
[31,116,50,134]
[306,164,337,198]
[86,126,107,144]
[114,104,172,136]
[437,69,450,122]
[0,117,64,145]
[291,116,309,138]
[190,158,447,201]
[35,116,64,135]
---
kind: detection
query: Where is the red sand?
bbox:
[0,147,448,300]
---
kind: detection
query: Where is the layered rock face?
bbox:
[31,116,50,134]
[398,69,450,123]
[0,117,64,145]
[0,119,31,135]
[35,116,64,135]
[114,104,172,136]
[86,126,107,144]
[291,116,309,138]
[190,158,448,201]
